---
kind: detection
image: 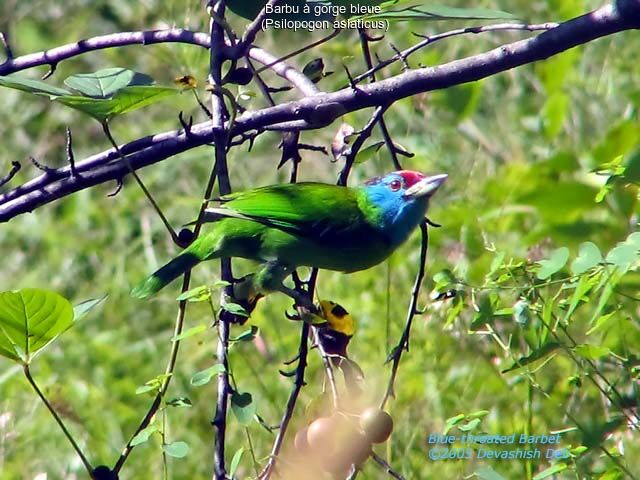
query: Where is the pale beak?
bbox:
[403,173,448,198]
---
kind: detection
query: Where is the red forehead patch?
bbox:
[398,170,425,188]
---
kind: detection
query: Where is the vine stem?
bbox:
[380,221,429,409]
[23,364,93,476]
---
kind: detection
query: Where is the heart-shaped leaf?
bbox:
[190,364,225,387]
[64,68,153,98]
[605,244,638,268]
[536,247,569,280]
[570,242,602,275]
[0,289,74,364]
[163,441,189,458]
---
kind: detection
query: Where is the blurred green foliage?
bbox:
[1,0,639,479]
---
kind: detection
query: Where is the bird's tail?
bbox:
[131,228,224,299]
[131,251,202,299]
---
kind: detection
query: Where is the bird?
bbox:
[131,170,447,302]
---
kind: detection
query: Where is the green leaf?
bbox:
[171,324,208,342]
[573,344,611,360]
[458,418,481,432]
[0,75,71,97]
[64,68,154,98]
[605,244,638,268]
[533,463,568,480]
[362,2,515,21]
[354,141,384,164]
[229,325,259,343]
[231,391,256,426]
[166,397,193,408]
[130,424,158,446]
[221,302,249,318]
[502,342,562,373]
[73,295,107,322]
[55,85,179,122]
[176,285,212,302]
[536,247,569,280]
[586,311,617,336]
[190,364,225,387]
[571,242,602,275]
[443,413,466,435]
[229,447,245,478]
[475,466,507,480]
[0,289,74,364]
[163,441,189,458]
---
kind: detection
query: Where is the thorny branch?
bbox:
[2,1,639,222]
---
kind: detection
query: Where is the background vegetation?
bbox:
[1,0,639,479]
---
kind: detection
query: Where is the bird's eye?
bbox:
[389,179,402,191]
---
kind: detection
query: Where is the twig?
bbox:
[101,122,182,246]
[350,22,560,85]
[338,106,386,185]
[380,222,429,408]
[23,365,93,476]
[208,3,235,478]
[254,28,341,75]
[232,0,281,58]
[371,452,405,480]
[0,161,20,188]
[357,29,402,170]
[0,29,317,96]
[2,3,640,222]
[0,31,13,59]
[259,323,310,480]
[66,127,79,177]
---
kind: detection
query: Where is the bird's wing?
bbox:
[207,183,372,244]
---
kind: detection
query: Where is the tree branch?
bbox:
[1,1,639,223]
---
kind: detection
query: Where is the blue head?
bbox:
[360,171,447,246]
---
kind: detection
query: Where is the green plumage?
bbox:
[131,172,445,299]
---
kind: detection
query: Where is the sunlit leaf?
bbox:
[0,289,74,364]
[0,75,71,97]
[73,295,107,322]
[64,68,153,98]
[163,441,189,458]
[502,342,561,373]
[130,424,158,446]
[171,324,208,342]
[533,463,568,480]
[573,344,611,360]
[605,244,638,268]
[229,448,245,478]
[536,247,569,280]
[55,86,179,122]
[190,364,225,387]
[570,242,602,275]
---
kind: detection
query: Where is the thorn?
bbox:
[342,64,360,92]
[283,353,301,366]
[178,112,195,139]
[66,127,79,177]
[298,143,328,155]
[0,160,21,188]
[107,178,124,197]
[390,43,410,71]
[425,217,441,228]
[30,156,56,174]
[41,63,57,80]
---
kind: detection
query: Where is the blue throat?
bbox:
[362,184,429,246]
